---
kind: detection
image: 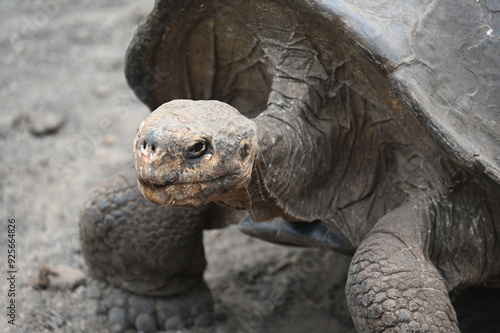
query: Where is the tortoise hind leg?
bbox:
[345,201,460,333]
[79,167,236,332]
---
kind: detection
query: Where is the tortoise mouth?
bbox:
[137,174,226,189]
[137,178,173,190]
[136,174,233,207]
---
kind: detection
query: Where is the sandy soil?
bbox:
[0,1,499,333]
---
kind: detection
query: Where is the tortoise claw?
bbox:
[238,215,355,255]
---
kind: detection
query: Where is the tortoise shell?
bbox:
[125,0,500,187]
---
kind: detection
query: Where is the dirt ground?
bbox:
[1,1,499,333]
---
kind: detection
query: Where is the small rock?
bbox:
[31,265,52,289]
[44,319,55,331]
[49,314,64,328]
[31,264,85,290]
[17,111,65,136]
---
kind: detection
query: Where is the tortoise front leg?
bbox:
[345,202,460,333]
[79,167,238,332]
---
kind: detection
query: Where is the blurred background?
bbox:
[0,1,153,331]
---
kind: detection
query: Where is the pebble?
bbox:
[31,264,85,290]
[44,314,64,331]
[49,265,86,290]
[25,111,65,136]
[44,319,55,331]
[50,314,64,328]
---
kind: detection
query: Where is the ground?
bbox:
[0,1,499,333]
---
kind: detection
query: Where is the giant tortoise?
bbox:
[79,0,500,332]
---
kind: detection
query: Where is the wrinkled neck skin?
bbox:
[210,25,420,245]
[246,93,398,230]
[211,33,418,244]
[217,83,411,239]
[215,72,496,256]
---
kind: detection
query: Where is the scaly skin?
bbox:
[79,167,239,332]
[346,180,500,332]
[346,201,459,332]
[80,167,207,296]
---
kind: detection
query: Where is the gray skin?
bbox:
[131,99,500,333]
[80,0,500,332]
[80,168,241,331]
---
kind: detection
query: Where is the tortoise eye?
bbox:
[186,141,207,159]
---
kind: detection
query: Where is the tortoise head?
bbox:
[134,99,258,207]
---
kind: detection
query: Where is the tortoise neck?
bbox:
[245,151,296,222]
[213,143,263,213]
[213,146,291,221]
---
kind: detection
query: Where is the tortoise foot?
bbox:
[79,168,217,332]
[346,203,460,333]
[102,282,213,333]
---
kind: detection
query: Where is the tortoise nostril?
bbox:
[140,132,161,156]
